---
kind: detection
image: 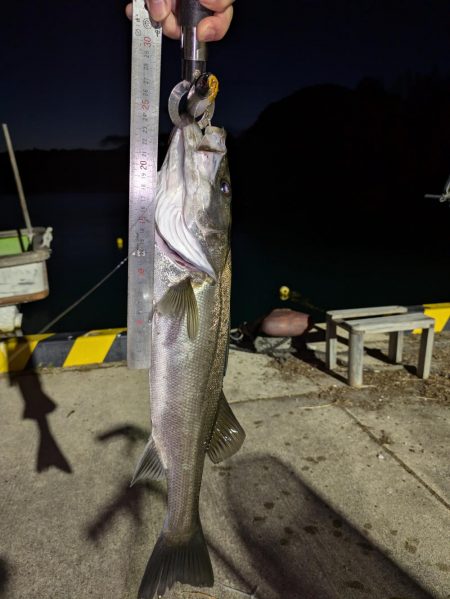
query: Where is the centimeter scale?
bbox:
[127,0,161,369]
[127,0,213,368]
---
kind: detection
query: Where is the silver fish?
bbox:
[131,122,245,599]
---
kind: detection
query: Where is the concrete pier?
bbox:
[1,330,449,599]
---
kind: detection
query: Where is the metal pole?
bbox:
[2,123,33,242]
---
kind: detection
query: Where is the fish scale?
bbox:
[152,249,226,534]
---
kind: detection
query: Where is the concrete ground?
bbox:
[1,329,449,599]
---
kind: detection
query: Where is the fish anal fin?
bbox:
[130,437,165,486]
[208,392,245,464]
[157,278,199,340]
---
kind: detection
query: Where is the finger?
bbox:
[197,5,233,41]
[199,0,235,12]
[144,0,172,23]
[128,0,181,39]
[160,12,182,39]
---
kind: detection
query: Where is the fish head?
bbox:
[182,123,231,279]
[156,123,231,281]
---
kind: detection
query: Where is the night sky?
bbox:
[2,0,450,150]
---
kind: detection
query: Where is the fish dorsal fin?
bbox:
[207,392,245,464]
[157,278,199,340]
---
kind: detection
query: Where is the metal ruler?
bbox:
[127,0,162,369]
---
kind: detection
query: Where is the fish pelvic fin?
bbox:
[207,392,246,464]
[138,523,213,599]
[157,278,199,340]
[130,437,165,486]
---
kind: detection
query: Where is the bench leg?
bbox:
[349,331,364,387]
[388,331,404,363]
[417,326,434,379]
[326,316,337,370]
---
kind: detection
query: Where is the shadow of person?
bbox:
[225,454,432,599]
[9,372,72,474]
[0,556,11,598]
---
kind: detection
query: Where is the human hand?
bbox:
[125,0,234,42]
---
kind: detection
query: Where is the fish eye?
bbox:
[220,180,231,196]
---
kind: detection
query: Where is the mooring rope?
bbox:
[3,255,129,366]
[38,256,129,335]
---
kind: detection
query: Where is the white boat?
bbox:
[0,124,53,334]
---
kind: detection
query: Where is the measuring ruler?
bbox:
[127,0,162,369]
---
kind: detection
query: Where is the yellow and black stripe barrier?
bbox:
[1,302,450,374]
[410,303,450,334]
[0,328,126,374]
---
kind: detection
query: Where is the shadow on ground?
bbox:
[225,455,433,599]
[82,424,433,598]
[85,479,163,544]
[0,557,11,598]
[8,372,72,474]
[85,424,163,544]
[96,424,148,456]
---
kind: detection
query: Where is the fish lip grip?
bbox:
[168,0,218,127]
[168,72,219,128]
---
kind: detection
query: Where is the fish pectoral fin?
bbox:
[157,278,199,340]
[130,437,165,486]
[207,392,246,464]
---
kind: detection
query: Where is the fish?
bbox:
[131,121,245,599]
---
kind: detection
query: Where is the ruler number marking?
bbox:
[127,0,161,368]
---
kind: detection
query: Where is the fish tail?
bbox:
[137,522,213,599]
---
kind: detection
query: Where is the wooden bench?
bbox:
[326,306,407,370]
[325,306,435,387]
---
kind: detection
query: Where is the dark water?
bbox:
[3,192,129,333]
[2,192,450,334]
